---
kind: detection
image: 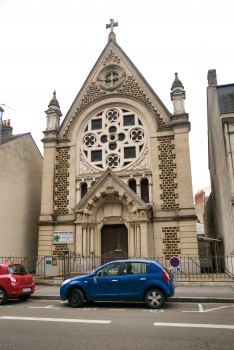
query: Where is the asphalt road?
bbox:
[0,299,234,350]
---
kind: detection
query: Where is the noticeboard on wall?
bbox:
[53,231,73,244]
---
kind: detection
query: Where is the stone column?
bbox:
[136,183,141,197]
[86,227,90,255]
[82,227,87,256]
[76,181,81,203]
[129,226,135,257]
[90,227,94,252]
[149,182,153,203]
[136,226,141,257]
[75,225,82,254]
[140,222,148,257]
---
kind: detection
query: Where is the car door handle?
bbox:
[111,280,118,282]
[140,278,146,280]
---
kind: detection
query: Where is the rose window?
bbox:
[107,154,120,168]
[106,109,119,122]
[81,107,147,171]
[130,129,144,142]
[83,134,96,147]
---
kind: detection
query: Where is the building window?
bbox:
[81,183,87,198]
[141,179,149,203]
[129,179,136,193]
[105,72,119,87]
[81,107,147,171]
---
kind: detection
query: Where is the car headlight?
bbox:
[10,277,17,283]
[62,279,71,285]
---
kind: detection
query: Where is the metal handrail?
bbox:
[189,256,213,278]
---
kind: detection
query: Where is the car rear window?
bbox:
[8,265,28,275]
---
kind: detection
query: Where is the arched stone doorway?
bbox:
[101,224,128,257]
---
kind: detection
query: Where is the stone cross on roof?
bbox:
[106,19,118,33]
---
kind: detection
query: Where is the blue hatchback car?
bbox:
[60,260,175,309]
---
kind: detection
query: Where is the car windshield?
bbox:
[8,265,28,275]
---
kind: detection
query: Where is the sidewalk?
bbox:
[32,282,234,303]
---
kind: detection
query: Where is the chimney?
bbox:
[207,69,217,86]
[1,119,13,137]
[195,190,205,205]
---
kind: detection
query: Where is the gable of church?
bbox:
[59,41,171,140]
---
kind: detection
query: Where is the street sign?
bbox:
[169,256,180,268]
[169,267,177,272]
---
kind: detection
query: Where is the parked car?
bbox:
[0,263,35,305]
[60,260,175,309]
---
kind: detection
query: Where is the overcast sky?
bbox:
[1,0,233,195]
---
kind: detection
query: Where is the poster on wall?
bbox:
[53,231,73,244]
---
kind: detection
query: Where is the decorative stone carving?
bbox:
[80,106,148,172]
[131,147,149,170]
[80,154,95,174]
[104,203,121,217]
[97,64,126,91]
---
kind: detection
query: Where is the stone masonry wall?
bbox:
[117,76,166,127]
[63,83,106,138]
[103,49,120,66]
[162,226,181,259]
[54,147,70,215]
[158,135,178,210]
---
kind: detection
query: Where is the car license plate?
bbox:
[22,288,31,292]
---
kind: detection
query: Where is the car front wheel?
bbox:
[0,287,7,305]
[68,288,84,308]
[145,288,165,309]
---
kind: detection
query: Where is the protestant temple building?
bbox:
[38,21,198,260]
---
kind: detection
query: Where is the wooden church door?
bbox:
[101,224,128,257]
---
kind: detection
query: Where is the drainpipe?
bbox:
[0,105,4,145]
[224,122,234,196]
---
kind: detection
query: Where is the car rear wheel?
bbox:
[145,288,165,309]
[0,287,7,305]
[18,294,30,301]
[68,289,84,308]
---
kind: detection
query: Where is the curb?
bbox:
[34,280,234,287]
[30,295,234,303]
[168,297,234,303]
[30,295,61,300]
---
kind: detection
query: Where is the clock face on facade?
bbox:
[80,107,147,171]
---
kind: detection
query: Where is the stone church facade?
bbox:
[38,22,198,260]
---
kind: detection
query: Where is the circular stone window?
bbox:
[81,107,147,171]
[97,64,126,91]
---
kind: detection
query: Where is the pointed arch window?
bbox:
[81,183,87,198]
[129,179,136,194]
[141,179,149,203]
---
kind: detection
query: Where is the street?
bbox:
[0,299,234,349]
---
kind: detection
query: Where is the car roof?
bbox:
[0,263,23,266]
[106,260,156,264]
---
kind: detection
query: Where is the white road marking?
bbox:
[60,301,67,304]
[154,322,234,330]
[6,306,13,308]
[142,309,164,313]
[82,308,97,311]
[198,304,203,312]
[110,309,126,311]
[0,316,111,324]
[28,304,61,310]
[183,304,234,313]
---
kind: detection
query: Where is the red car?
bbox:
[0,263,35,305]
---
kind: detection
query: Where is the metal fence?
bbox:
[1,254,234,282]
